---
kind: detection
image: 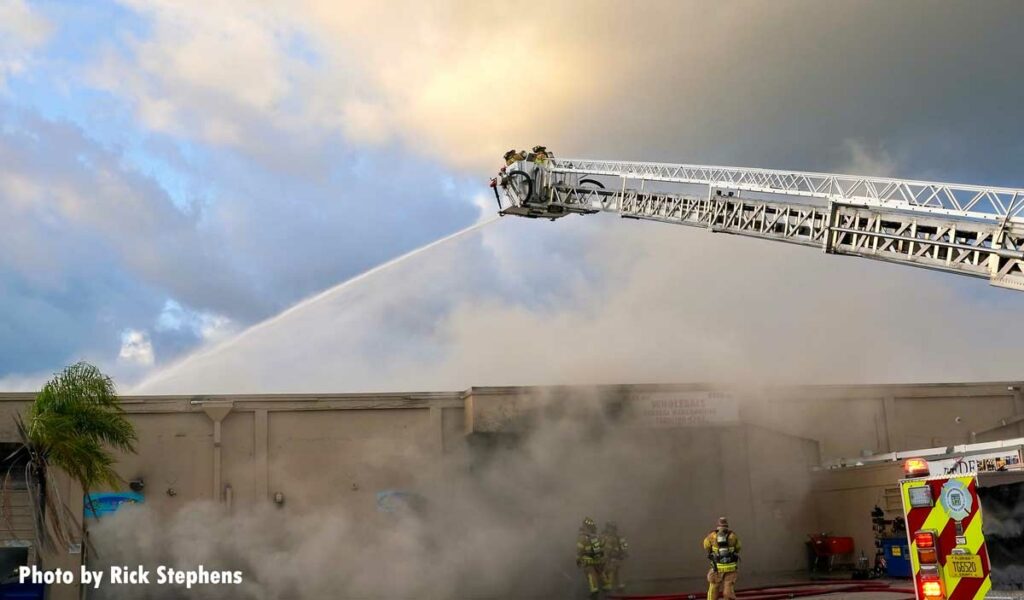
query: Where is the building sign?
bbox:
[930,450,1023,476]
[632,391,739,428]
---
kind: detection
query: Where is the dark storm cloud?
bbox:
[548,0,1024,185]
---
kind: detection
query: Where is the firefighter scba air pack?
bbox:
[714,531,738,571]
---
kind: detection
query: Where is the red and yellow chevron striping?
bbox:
[901,474,991,600]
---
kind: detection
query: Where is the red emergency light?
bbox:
[904,457,931,477]
[915,530,939,564]
[914,530,936,549]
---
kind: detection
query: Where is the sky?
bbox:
[3,0,1024,393]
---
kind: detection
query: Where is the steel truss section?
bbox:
[619,191,830,248]
[825,205,1024,289]
[497,158,1024,290]
[549,158,1024,225]
[613,189,1024,291]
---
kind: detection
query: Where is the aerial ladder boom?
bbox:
[492,149,1024,291]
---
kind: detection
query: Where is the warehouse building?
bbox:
[0,381,1022,598]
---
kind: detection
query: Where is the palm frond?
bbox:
[44,434,121,491]
[28,363,117,432]
[32,406,136,455]
[3,363,137,552]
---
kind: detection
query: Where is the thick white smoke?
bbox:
[133,212,1024,395]
[980,479,1024,590]
[87,390,737,599]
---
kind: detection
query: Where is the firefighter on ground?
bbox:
[703,517,741,600]
[601,521,629,592]
[576,516,605,598]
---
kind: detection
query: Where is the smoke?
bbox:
[979,479,1024,590]
[87,389,735,598]
[69,0,1023,396]
[133,209,1024,395]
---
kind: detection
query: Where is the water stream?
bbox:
[132,216,500,392]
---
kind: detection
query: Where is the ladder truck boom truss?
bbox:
[493,153,1024,291]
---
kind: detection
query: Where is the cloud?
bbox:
[0,112,244,305]
[118,329,155,366]
[0,103,480,384]
[0,0,52,87]
[8,0,1024,390]
[156,300,235,343]
[840,140,899,178]
[0,108,245,379]
[87,0,1024,178]
[87,0,328,154]
[87,0,620,169]
[0,371,48,393]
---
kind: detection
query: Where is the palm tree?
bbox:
[3,362,137,552]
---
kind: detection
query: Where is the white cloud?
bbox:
[340,99,391,144]
[0,0,51,87]
[841,139,899,178]
[79,2,733,169]
[156,299,235,342]
[470,192,495,224]
[0,371,46,392]
[118,329,155,366]
[88,0,1024,183]
[154,300,186,332]
[88,0,310,147]
[196,313,234,343]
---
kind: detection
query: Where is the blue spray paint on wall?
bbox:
[84,492,144,519]
[375,490,426,514]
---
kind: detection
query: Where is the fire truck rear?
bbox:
[900,456,1024,599]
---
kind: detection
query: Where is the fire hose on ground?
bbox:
[609,579,916,600]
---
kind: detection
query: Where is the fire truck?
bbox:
[898,442,1024,600]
